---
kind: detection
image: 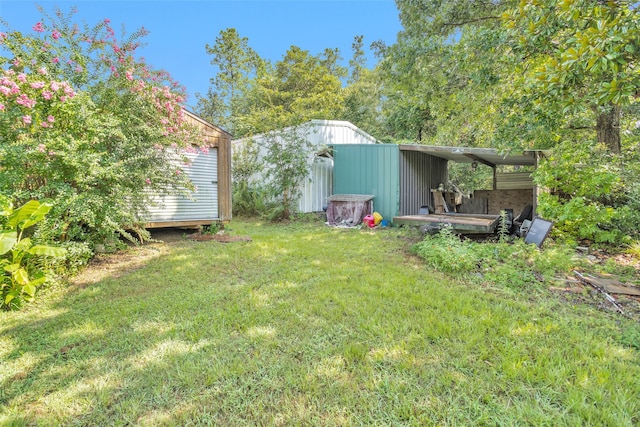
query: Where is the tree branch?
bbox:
[442,15,501,27]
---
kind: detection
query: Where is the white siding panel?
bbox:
[147,148,219,221]
[298,157,333,212]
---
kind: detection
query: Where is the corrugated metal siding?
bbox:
[333,144,400,221]
[147,148,219,221]
[298,156,333,212]
[399,150,448,215]
[496,172,533,190]
[307,120,378,146]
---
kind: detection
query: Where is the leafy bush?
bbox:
[534,140,640,245]
[0,197,66,310]
[412,227,578,290]
[411,226,480,274]
[0,7,200,247]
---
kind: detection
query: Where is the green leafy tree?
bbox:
[196,28,264,134]
[381,0,511,145]
[343,35,384,139]
[503,0,640,154]
[242,46,345,134]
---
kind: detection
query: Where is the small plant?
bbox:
[411,226,480,274]
[497,210,510,243]
[0,197,66,310]
[202,222,223,235]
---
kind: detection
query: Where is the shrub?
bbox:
[412,227,579,290]
[0,7,200,247]
[534,140,640,245]
[0,197,66,310]
[411,226,480,274]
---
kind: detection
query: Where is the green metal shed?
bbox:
[333,143,546,227]
[332,144,399,221]
[332,144,449,222]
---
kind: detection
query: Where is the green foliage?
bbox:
[196,28,265,133]
[620,323,640,350]
[534,140,640,244]
[0,197,66,310]
[411,226,481,274]
[258,125,315,220]
[198,32,348,138]
[0,7,199,248]
[412,226,578,290]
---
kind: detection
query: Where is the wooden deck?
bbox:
[392,213,501,234]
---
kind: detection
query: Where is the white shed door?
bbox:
[147,148,219,222]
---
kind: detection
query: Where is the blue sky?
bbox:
[0,0,403,108]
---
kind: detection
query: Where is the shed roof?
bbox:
[399,144,550,167]
[183,109,233,147]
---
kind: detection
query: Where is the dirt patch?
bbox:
[69,228,251,287]
[70,243,168,287]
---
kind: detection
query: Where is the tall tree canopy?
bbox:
[387,0,640,152]
[195,28,264,134]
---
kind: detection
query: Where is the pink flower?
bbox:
[48,151,55,156]
[0,86,10,96]
[22,115,32,124]
[52,57,60,64]
[50,81,60,91]
[18,73,27,83]
[30,81,45,89]
[47,115,54,123]
[41,121,51,128]
[37,144,46,152]
[75,65,83,73]
[16,94,36,108]
[38,67,47,75]
[125,70,133,81]
[175,169,181,175]
[33,22,45,33]
[42,90,53,100]
[0,103,4,111]
[52,30,61,40]
[145,178,151,185]
[0,32,6,42]
[12,58,20,67]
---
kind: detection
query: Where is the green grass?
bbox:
[1,219,639,426]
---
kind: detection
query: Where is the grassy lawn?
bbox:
[1,219,639,426]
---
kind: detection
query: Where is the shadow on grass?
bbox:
[1,223,640,425]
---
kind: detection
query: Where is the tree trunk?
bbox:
[596,104,621,154]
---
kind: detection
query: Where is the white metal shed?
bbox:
[232,120,377,213]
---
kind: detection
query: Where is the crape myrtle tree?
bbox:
[387,0,640,243]
[0,6,203,247]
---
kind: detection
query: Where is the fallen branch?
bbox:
[574,270,624,314]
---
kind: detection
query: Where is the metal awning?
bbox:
[399,144,550,167]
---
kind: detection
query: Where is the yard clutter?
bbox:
[363,212,383,228]
[325,194,375,227]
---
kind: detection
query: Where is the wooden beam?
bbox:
[145,220,214,229]
[463,153,495,168]
[217,133,233,221]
